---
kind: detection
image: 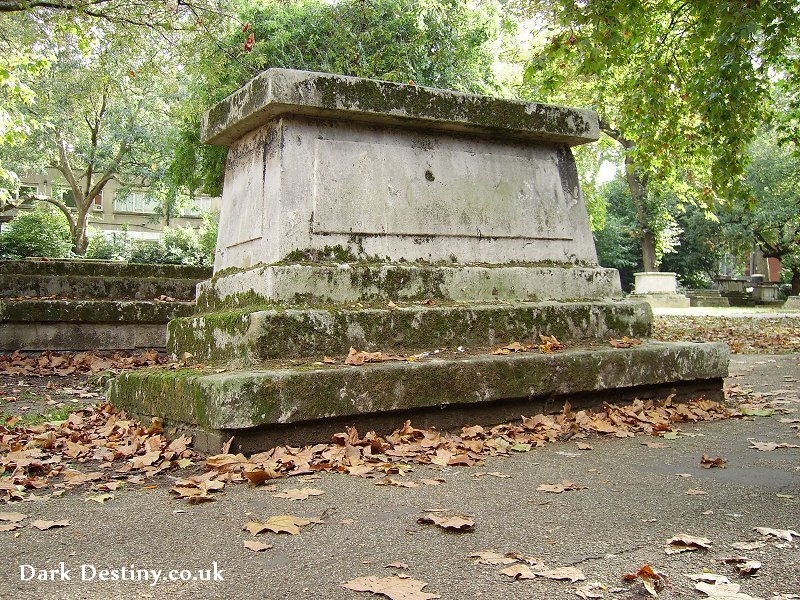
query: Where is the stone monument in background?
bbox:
[111,69,728,452]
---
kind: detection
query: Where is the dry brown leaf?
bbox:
[609,337,642,348]
[376,478,419,489]
[499,564,537,580]
[665,533,712,554]
[243,467,281,486]
[622,565,668,597]
[730,541,765,551]
[538,334,564,352]
[341,575,440,600]
[536,480,583,494]
[416,514,474,532]
[31,519,70,530]
[271,487,325,500]
[0,522,22,532]
[576,442,594,450]
[532,565,585,582]
[700,455,727,469]
[754,526,798,542]
[695,581,760,599]
[243,540,273,552]
[686,488,709,496]
[0,511,27,523]
[467,550,517,565]
[244,515,316,535]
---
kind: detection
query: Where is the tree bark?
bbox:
[791,266,800,296]
[623,148,658,272]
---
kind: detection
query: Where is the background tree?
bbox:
[520,0,800,272]
[721,130,800,294]
[168,0,509,197]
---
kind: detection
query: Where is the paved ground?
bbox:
[1,354,799,600]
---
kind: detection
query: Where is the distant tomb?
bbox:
[110,70,728,452]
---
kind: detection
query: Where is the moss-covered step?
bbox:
[196,263,622,311]
[0,259,211,280]
[0,299,195,323]
[0,300,195,351]
[169,300,652,364]
[109,341,729,453]
[0,274,202,300]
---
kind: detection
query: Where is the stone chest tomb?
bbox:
[110,69,728,452]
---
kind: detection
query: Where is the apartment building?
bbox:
[2,168,221,240]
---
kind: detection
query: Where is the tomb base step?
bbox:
[629,293,691,309]
[0,299,195,351]
[109,341,728,453]
[170,300,652,364]
[196,263,623,311]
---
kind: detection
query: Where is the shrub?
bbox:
[86,230,131,260]
[0,204,73,259]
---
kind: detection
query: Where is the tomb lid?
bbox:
[201,68,599,147]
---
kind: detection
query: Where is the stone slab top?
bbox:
[201,68,600,146]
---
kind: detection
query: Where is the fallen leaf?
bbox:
[416,514,474,532]
[384,562,409,570]
[244,515,317,535]
[499,564,537,580]
[243,540,272,552]
[271,488,325,500]
[754,526,798,542]
[685,573,730,584]
[342,575,440,600]
[0,523,22,532]
[609,337,642,348]
[85,493,114,504]
[576,443,594,451]
[376,478,419,489]
[0,512,27,523]
[532,565,585,582]
[31,519,70,530]
[536,481,583,494]
[468,550,517,565]
[576,582,605,599]
[700,455,727,469]
[686,489,708,496]
[622,565,667,597]
[695,581,761,599]
[665,534,712,554]
[730,541,765,551]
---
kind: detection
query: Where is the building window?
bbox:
[114,190,159,214]
[17,184,38,200]
[181,195,214,217]
[57,188,77,208]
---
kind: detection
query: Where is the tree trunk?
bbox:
[623,148,658,272]
[791,266,800,296]
[71,207,91,255]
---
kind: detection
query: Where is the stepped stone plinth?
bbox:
[109,69,728,453]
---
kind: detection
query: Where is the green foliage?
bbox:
[591,178,642,290]
[524,0,800,203]
[661,206,724,289]
[170,0,506,195]
[128,217,217,266]
[0,204,72,259]
[86,229,131,261]
[720,129,800,290]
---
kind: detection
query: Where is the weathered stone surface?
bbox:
[196,264,622,310]
[202,68,600,146]
[0,274,201,300]
[169,300,651,364]
[214,117,600,269]
[0,259,210,280]
[0,323,167,351]
[783,296,800,311]
[0,259,206,351]
[109,341,729,435]
[688,290,730,308]
[0,299,194,324]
